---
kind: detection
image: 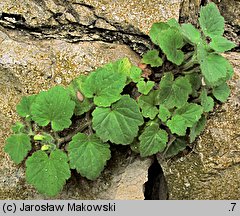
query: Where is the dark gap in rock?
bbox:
[200,0,208,6]
[1,12,26,23]
[144,158,168,200]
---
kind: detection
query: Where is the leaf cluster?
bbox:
[4,2,235,197]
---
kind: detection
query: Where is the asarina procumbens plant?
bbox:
[4,3,236,197]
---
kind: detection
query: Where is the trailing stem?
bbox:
[181,54,198,71]
[57,121,92,147]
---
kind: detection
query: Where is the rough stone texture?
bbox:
[80,0,183,34]
[213,0,240,27]
[179,0,201,24]
[162,52,240,199]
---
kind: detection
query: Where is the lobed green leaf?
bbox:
[81,58,130,107]
[68,133,111,180]
[157,27,184,65]
[158,105,171,122]
[212,82,231,102]
[199,53,228,86]
[174,103,203,127]
[167,103,203,136]
[4,133,32,164]
[199,2,224,38]
[31,86,75,131]
[137,80,155,95]
[167,115,187,136]
[139,122,168,157]
[142,50,163,67]
[92,95,144,144]
[138,90,159,120]
[149,22,169,45]
[129,66,142,83]
[26,149,71,197]
[16,95,36,118]
[209,36,236,52]
[157,73,192,109]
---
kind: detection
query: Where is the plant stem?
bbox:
[57,121,91,146]
[182,66,200,74]
[26,120,34,136]
[163,134,176,157]
[86,111,93,135]
[184,51,194,61]
[181,54,198,71]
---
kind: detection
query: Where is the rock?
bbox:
[162,52,240,199]
[80,0,183,34]
[213,0,240,27]
[179,0,201,24]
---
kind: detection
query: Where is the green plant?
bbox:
[4,2,235,197]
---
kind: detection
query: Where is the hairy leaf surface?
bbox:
[142,50,163,67]
[213,82,231,102]
[16,95,36,118]
[31,86,75,131]
[157,73,192,108]
[209,36,236,52]
[137,80,155,95]
[4,133,32,164]
[139,122,168,157]
[138,91,158,120]
[92,95,144,144]
[81,58,130,107]
[157,27,184,65]
[199,2,224,37]
[68,133,111,180]
[26,149,71,197]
